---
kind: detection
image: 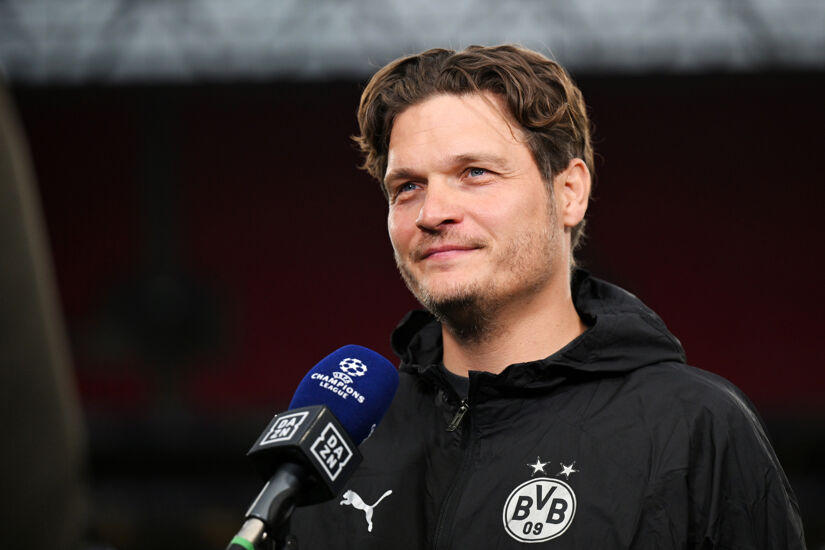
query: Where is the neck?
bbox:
[441,270,585,377]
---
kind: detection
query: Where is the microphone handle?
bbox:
[228,463,305,550]
[227,520,299,550]
[227,517,264,550]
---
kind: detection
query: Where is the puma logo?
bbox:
[340,489,393,532]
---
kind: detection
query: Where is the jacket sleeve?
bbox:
[630,378,806,549]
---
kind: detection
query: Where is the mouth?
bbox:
[418,244,481,261]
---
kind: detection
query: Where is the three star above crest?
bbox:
[557,462,579,479]
[527,456,580,478]
[527,456,548,476]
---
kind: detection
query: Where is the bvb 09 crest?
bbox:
[502,477,576,543]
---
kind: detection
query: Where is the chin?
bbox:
[424,289,497,342]
[417,279,486,311]
[402,268,502,341]
[400,261,485,308]
[418,278,479,304]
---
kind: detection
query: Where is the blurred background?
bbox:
[0,1,823,548]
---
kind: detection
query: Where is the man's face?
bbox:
[385,92,568,327]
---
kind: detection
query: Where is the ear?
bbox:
[554,158,591,229]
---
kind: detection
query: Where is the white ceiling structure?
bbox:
[0,0,823,83]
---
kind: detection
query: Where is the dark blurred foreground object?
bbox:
[0,82,88,549]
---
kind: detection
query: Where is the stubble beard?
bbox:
[395,206,559,344]
[396,258,496,343]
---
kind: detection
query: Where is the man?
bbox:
[290,45,805,548]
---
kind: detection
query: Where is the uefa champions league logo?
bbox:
[332,357,367,384]
[310,357,369,403]
[339,357,368,376]
[332,357,368,385]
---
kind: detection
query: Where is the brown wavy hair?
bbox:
[356,44,594,252]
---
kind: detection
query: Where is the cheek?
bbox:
[476,195,539,233]
[387,211,410,252]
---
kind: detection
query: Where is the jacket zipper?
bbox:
[446,399,469,432]
[432,398,475,550]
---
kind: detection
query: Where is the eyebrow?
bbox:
[384,152,510,186]
[384,167,420,187]
[450,153,510,169]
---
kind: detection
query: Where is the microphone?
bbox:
[227,345,399,550]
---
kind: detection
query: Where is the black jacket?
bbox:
[291,271,805,549]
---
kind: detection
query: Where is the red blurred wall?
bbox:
[14,74,825,417]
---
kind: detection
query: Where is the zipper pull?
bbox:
[446,400,470,432]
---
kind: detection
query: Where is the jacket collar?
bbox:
[391,270,686,390]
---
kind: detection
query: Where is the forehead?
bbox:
[386,92,528,176]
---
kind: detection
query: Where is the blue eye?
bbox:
[468,167,486,177]
[392,182,420,200]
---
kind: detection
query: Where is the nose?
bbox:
[416,179,463,232]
